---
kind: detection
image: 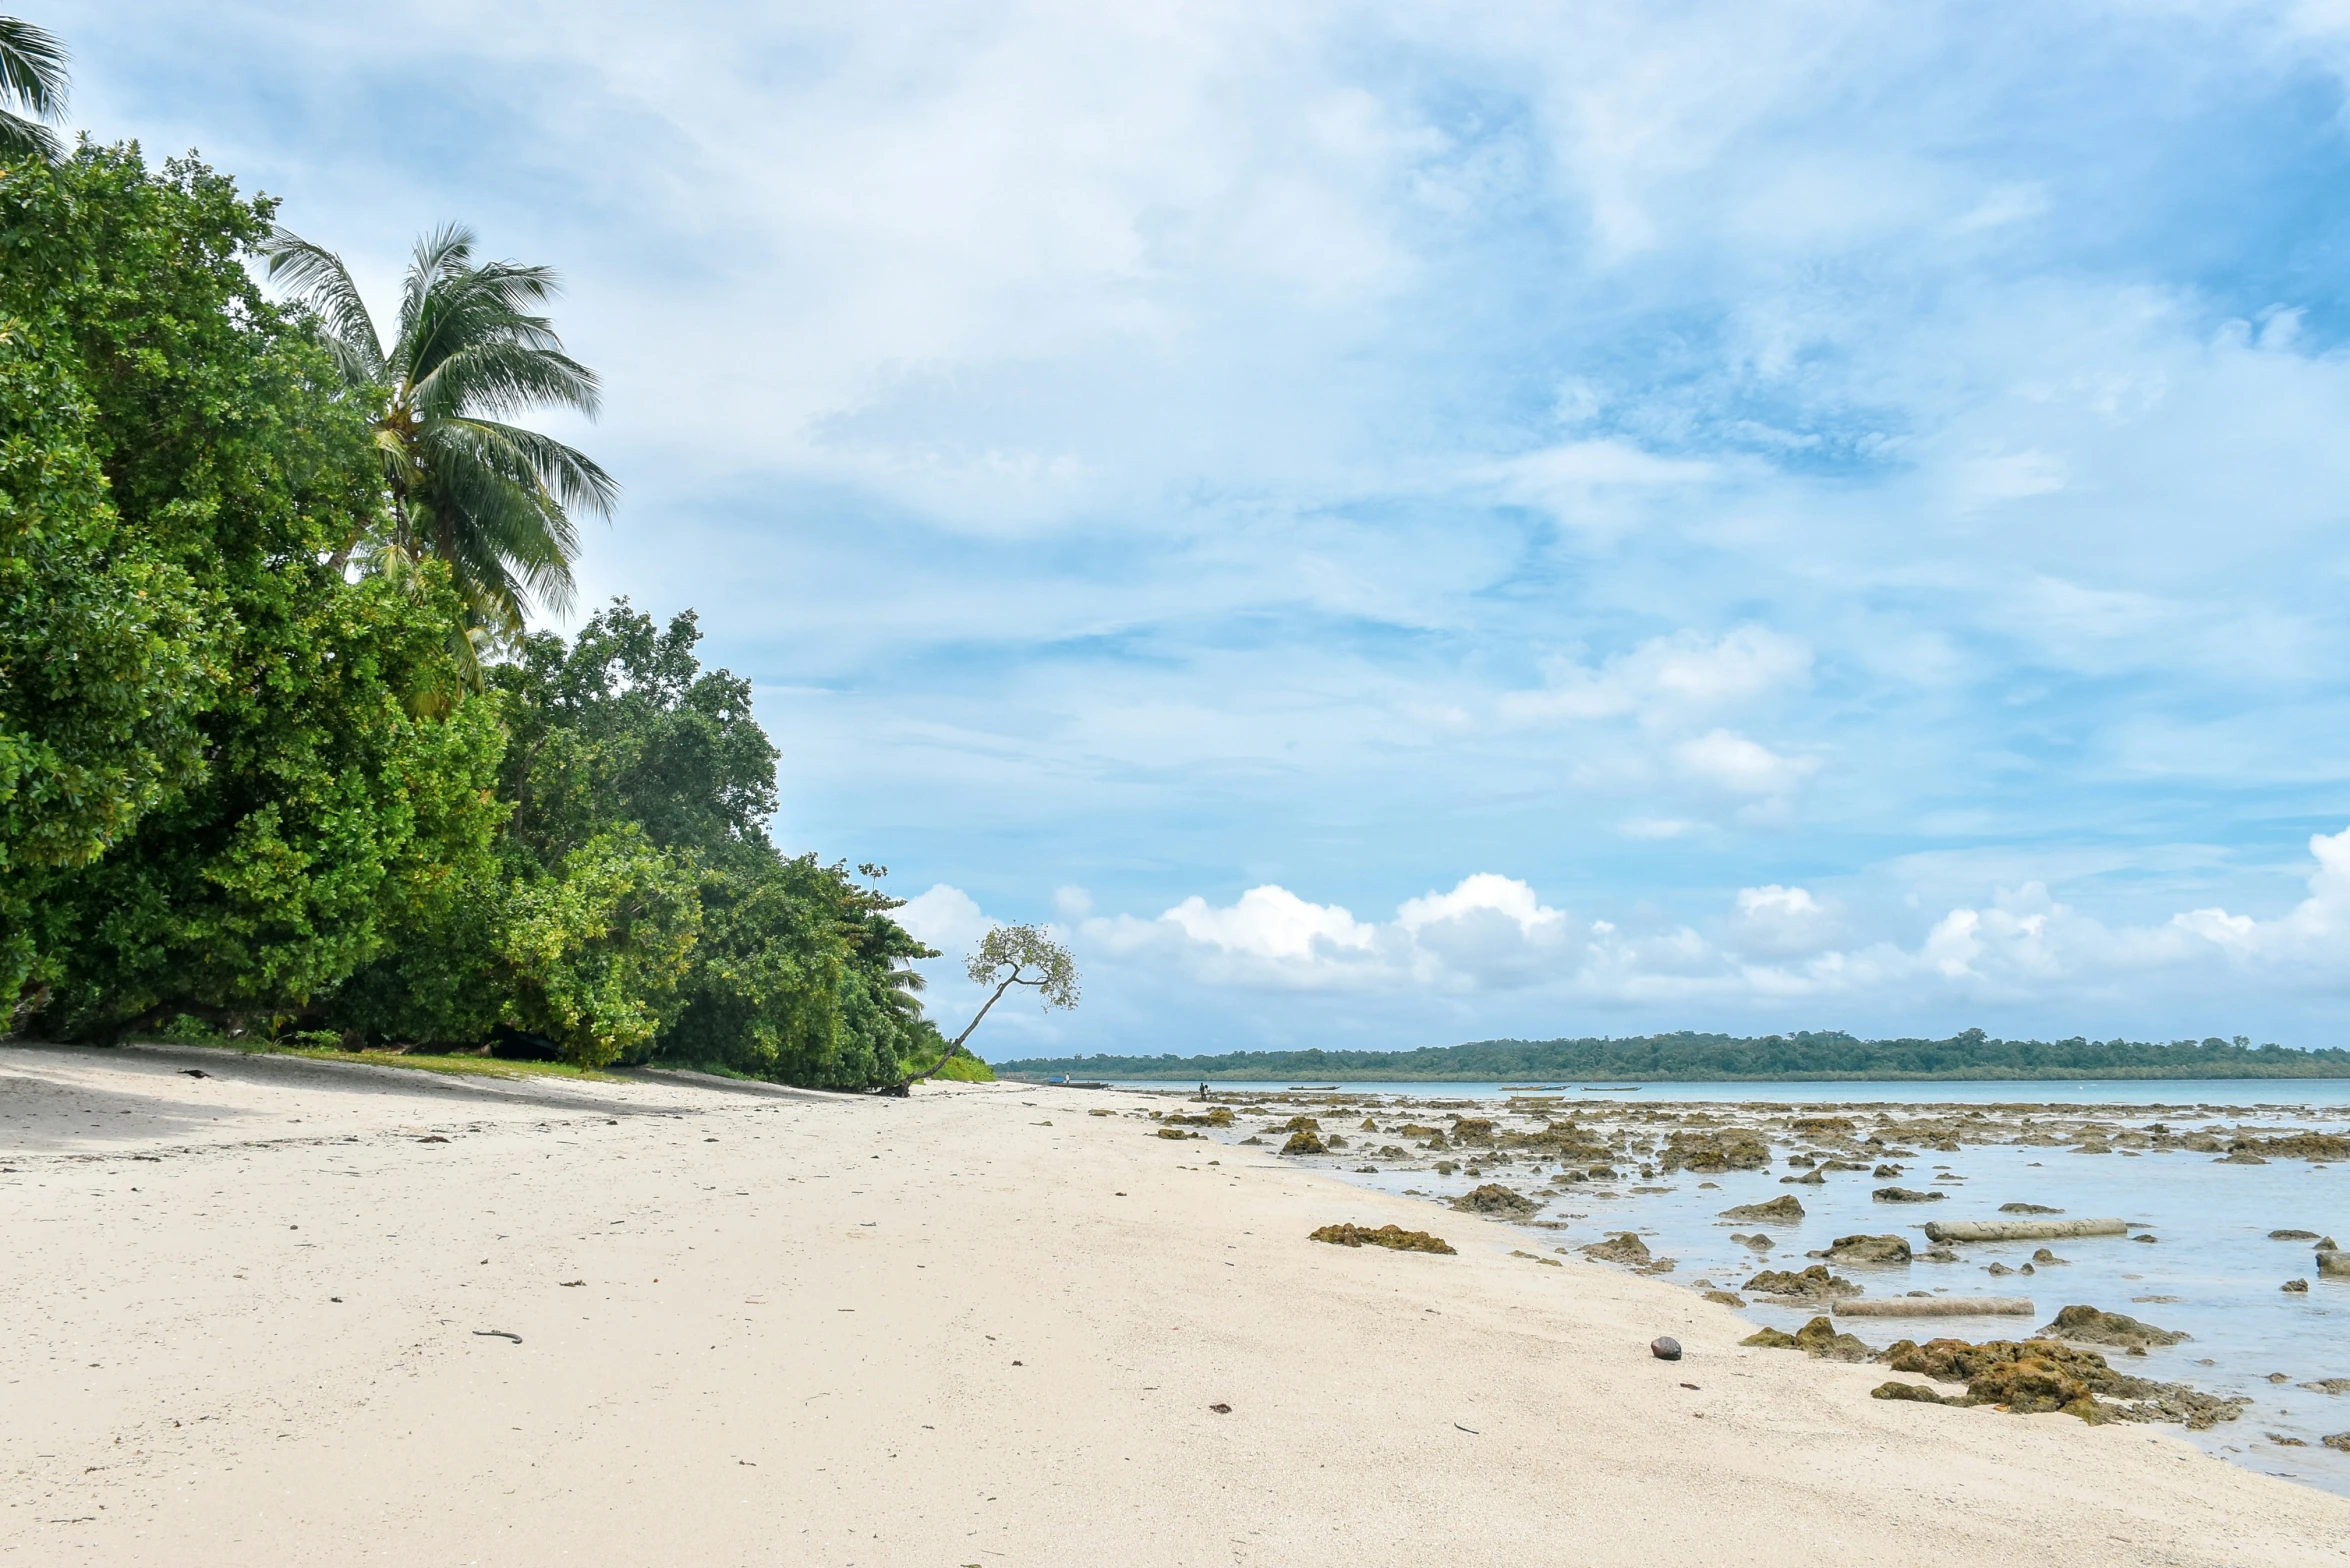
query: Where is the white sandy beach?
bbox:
[3,1042,2346,1567]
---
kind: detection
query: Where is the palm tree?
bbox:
[0,17,68,160]
[262,223,617,641]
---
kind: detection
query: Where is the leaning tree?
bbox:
[889,923,1078,1093]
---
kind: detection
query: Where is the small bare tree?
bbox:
[888,923,1078,1093]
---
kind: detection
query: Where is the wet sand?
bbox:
[3,1042,2347,1566]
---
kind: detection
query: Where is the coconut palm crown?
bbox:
[263,223,617,638]
[0,17,68,161]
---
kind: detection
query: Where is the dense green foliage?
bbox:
[998,1029,2350,1082]
[1,145,503,1033]
[0,141,943,1088]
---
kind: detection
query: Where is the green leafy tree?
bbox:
[1,145,504,1037]
[497,826,701,1068]
[893,923,1077,1090]
[262,223,616,643]
[0,315,208,1005]
[0,18,66,161]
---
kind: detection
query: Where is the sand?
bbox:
[3,1043,2345,1567]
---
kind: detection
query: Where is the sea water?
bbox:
[1117,1081,2350,1495]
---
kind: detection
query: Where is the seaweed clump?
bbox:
[1309,1222,1455,1255]
[1875,1337,2247,1428]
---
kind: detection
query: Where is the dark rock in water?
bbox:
[1871,1163,1903,1178]
[2000,1203,2063,1215]
[2283,1279,2311,1292]
[1743,1326,1800,1349]
[1824,1233,1912,1266]
[1872,1381,1946,1403]
[2270,1229,2321,1241]
[1157,1127,1199,1141]
[1309,1222,1455,1255]
[1651,1336,1683,1361]
[1280,1115,1323,1133]
[1719,1195,1805,1222]
[2131,1234,2159,1244]
[1781,1169,1827,1185]
[2038,1304,2191,1348]
[1986,1262,2014,1277]
[1730,1231,1775,1250]
[1451,1182,1539,1218]
[1745,1264,1861,1300]
[1873,1186,1945,1203]
[2318,1251,2350,1279]
[1580,1232,1653,1266]
[2325,1433,2350,1453]
[1279,1130,1325,1155]
[2031,1248,2069,1265]
[1793,1315,1872,1362]
[1703,1289,1747,1308]
[2302,1378,2350,1394]
[1660,1130,1770,1173]
[2234,1132,2350,1161]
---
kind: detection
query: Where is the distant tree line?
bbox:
[997,1029,2350,1082]
[0,43,970,1089]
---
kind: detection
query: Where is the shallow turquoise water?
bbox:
[1154,1084,2350,1495]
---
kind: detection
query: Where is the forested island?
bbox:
[998,1029,2350,1082]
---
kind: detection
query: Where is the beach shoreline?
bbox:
[4,1041,2347,1566]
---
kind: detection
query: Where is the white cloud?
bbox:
[1672,728,1819,797]
[1731,884,1839,958]
[1083,826,2350,1016]
[1501,625,1812,726]
[1162,885,1378,961]
[892,883,990,952]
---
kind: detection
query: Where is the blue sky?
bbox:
[55,1,2350,1055]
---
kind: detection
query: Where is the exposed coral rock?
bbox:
[1660,1129,1771,1173]
[1824,1234,1913,1266]
[1448,1117,1497,1146]
[1451,1183,1539,1218]
[2001,1203,2064,1215]
[1704,1289,1747,1308]
[1164,1108,1235,1127]
[1719,1195,1805,1222]
[1792,1315,1873,1362]
[1731,1232,1775,1250]
[1579,1232,1653,1266]
[1308,1222,1455,1255]
[1745,1264,1861,1300]
[1873,1186,1945,1203]
[1872,1381,1946,1403]
[1154,1127,1197,1141]
[1279,1130,1326,1155]
[2039,1305,2190,1348]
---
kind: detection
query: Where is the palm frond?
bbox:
[429,415,616,520]
[260,228,387,385]
[0,104,55,161]
[0,19,67,121]
[395,222,478,377]
[413,338,602,421]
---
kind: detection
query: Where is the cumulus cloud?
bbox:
[1084,826,2350,1017]
[892,884,990,952]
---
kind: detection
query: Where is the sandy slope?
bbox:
[2,1043,2344,1567]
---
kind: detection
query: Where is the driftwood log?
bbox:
[1834,1296,2034,1318]
[1923,1218,2128,1243]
